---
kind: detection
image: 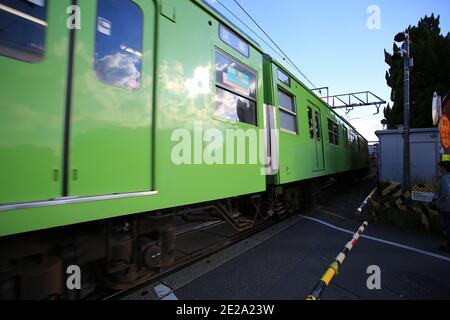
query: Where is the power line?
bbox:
[233,0,317,89]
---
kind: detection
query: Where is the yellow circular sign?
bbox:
[440,115,450,149]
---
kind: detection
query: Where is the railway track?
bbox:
[96,217,278,300]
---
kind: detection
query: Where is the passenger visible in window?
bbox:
[236,99,254,125]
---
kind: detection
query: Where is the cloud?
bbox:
[94,52,141,90]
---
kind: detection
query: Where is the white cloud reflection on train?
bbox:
[94,52,141,90]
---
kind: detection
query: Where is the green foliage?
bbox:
[383,14,450,129]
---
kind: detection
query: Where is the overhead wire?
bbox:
[232,0,317,89]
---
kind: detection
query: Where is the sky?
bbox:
[205,0,450,142]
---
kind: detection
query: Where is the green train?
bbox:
[0,0,369,299]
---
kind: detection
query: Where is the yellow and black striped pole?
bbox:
[306,221,368,300]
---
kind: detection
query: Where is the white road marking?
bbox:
[299,215,450,263]
[154,283,179,300]
[161,293,179,300]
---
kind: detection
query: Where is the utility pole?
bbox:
[395,32,412,191]
[403,33,412,191]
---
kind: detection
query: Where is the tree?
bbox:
[383,14,450,129]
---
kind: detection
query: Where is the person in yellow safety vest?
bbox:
[434,161,450,253]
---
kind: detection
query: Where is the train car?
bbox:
[262,58,369,210]
[0,0,368,299]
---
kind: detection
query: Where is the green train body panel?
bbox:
[0,1,71,204]
[264,59,369,185]
[0,0,368,237]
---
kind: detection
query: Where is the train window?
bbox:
[0,0,47,63]
[277,69,291,87]
[328,119,339,145]
[215,50,257,126]
[278,89,297,133]
[215,87,256,126]
[307,108,314,139]
[343,127,348,147]
[315,112,321,141]
[219,24,249,57]
[278,89,295,113]
[350,132,357,149]
[94,0,143,90]
[215,51,256,98]
[280,111,297,133]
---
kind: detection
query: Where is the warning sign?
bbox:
[440,115,450,149]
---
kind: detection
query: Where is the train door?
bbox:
[313,108,325,171]
[67,0,156,197]
[0,0,71,204]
